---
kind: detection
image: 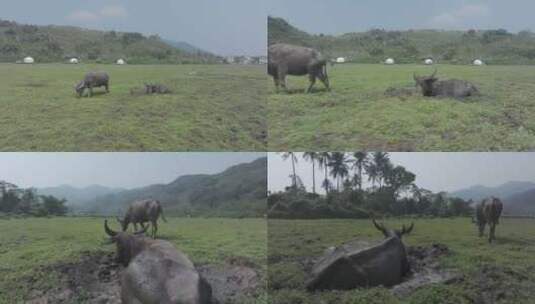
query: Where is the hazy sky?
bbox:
[2,0,267,56]
[269,0,535,34]
[0,153,264,189]
[268,152,535,194]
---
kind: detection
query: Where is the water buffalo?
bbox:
[306,219,414,291]
[104,220,212,304]
[268,43,330,93]
[413,69,479,99]
[117,199,167,238]
[75,71,109,97]
[475,197,503,243]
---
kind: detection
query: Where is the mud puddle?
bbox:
[25,251,262,304]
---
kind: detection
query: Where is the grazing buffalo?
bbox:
[475,197,503,243]
[413,69,479,99]
[117,199,167,238]
[75,71,109,97]
[104,220,212,304]
[268,43,330,93]
[306,219,414,291]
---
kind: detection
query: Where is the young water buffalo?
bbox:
[413,69,479,99]
[475,197,503,243]
[104,220,212,304]
[75,71,109,97]
[117,199,167,238]
[268,43,330,93]
[306,219,414,291]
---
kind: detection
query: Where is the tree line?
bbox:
[0,181,67,217]
[269,152,472,219]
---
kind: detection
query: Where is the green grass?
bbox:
[268,64,535,151]
[268,218,535,304]
[0,63,266,151]
[0,217,267,303]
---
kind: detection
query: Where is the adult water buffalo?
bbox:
[75,71,109,97]
[268,43,330,93]
[117,199,167,238]
[413,69,479,99]
[104,220,212,304]
[475,197,503,243]
[306,219,414,291]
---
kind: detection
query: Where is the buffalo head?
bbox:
[75,81,85,97]
[413,69,438,96]
[104,220,147,266]
[372,219,414,239]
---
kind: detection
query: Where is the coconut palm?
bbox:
[371,152,391,189]
[303,152,319,194]
[317,152,331,193]
[351,152,368,191]
[328,152,349,191]
[281,152,299,189]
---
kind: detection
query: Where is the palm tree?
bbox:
[371,152,390,189]
[281,152,298,189]
[328,152,349,191]
[317,152,331,193]
[352,152,368,191]
[303,152,318,194]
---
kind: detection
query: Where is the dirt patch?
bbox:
[392,243,462,297]
[384,86,419,100]
[25,251,262,304]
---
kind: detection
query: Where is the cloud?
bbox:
[66,5,128,22]
[66,10,100,22]
[429,4,491,29]
[100,5,128,18]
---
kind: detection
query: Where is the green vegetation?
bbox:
[269,17,535,65]
[0,217,267,303]
[268,218,535,304]
[0,181,67,217]
[0,19,218,64]
[87,157,268,217]
[268,64,535,151]
[269,152,471,219]
[0,63,266,151]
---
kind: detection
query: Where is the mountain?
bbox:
[268,16,535,65]
[88,157,267,217]
[503,188,535,215]
[0,19,218,63]
[450,181,535,202]
[37,185,125,207]
[162,39,210,55]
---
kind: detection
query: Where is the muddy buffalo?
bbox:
[306,220,414,291]
[104,220,212,304]
[413,69,479,99]
[75,71,109,97]
[117,199,167,238]
[475,197,503,243]
[268,43,330,93]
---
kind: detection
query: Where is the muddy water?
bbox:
[25,251,262,304]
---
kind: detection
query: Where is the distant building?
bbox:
[69,58,79,64]
[258,56,268,64]
[385,58,395,65]
[336,57,346,63]
[225,56,235,64]
[23,56,35,64]
[424,58,434,65]
[473,59,484,66]
[116,58,126,65]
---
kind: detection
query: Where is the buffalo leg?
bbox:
[277,66,288,92]
[88,86,93,97]
[489,222,496,243]
[152,220,158,238]
[478,223,485,237]
[318,72,330,91]
[306,74,316,93]
[133,222,138,232]
[105,84,109,93]
[273,76,280,93]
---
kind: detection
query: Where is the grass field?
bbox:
[0,217,267,303]
[268,218,535,304]
[0,63,266,151]
[268,64,535,151]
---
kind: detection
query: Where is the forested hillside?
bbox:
[0,19,219,63]
[269,16,535,64]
